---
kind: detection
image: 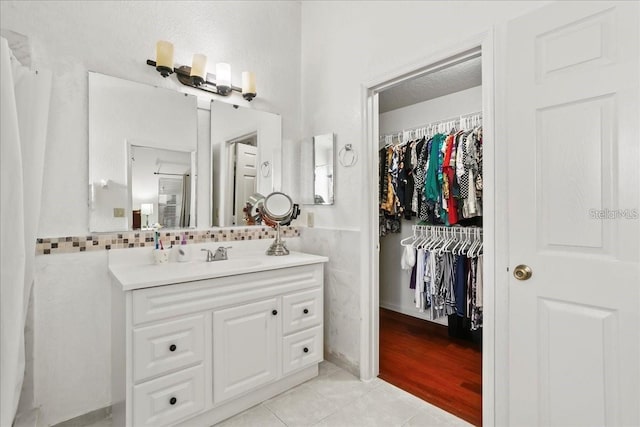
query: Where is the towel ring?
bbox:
[338,144,357,167]
[260,161,271,177]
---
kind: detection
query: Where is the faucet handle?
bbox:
[201,248,215,262]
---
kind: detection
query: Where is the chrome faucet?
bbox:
[201,246,232,262]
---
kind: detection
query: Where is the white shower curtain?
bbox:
[0,36,52,426]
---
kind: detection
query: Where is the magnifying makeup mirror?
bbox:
[260,192,300,255]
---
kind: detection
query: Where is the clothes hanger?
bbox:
[451,228,466,255]
[469,228,482,258]
[414,227,427,249]
[448,228,463,254]
[420,228,435,250]
[432,228,444,252]
[439,228,455,254]
[420,227,435,250]
[468,229,479,258]
[461,228,472,255]
[400,228,418,247]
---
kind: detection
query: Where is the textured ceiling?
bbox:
[379,56,482,113]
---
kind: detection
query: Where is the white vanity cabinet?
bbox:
[110,252,327,427]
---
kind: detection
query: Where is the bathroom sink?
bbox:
[109,249,328,291]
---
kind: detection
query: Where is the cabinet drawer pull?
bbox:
[169,397,177,405]
[169,344,177,352]
[272,309,278,316]
[303,308,309,314]
[303,347,309,353]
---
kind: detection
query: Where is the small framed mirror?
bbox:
[312,133,334,205]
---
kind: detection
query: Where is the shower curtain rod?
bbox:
[153,172,190,176]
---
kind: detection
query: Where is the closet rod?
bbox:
[380,111,482,144]
[413,224,482,233]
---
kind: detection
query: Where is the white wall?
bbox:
[300,0,550,374]
[379,86,482,140]
[378,86,482,324]
[0,2,302,425]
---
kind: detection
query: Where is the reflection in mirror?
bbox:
[129,145,196,229]
[313,133,334,205]
[89,72,197,232]
[210,101,282,227]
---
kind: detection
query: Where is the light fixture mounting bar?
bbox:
[146,59,246,98]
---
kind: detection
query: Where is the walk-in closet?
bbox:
[377,54,484,426]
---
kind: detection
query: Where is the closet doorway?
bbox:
[361,33,495,427]
[378,52,483,425]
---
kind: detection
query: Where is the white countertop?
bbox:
[109,249,328,291]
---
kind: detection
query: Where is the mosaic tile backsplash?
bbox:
[35,226,301,255]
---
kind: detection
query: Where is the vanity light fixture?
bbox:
[146,41,257,101]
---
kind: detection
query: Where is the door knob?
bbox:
[513,264,532,281]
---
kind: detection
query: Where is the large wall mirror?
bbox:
[89,72,197,232]
[210,101,282,226]
[89,72,283,232]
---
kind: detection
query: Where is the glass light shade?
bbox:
[215,63,231,90]
[155,41,174,76]
[242,71,256,95]
[190,54,207,85]
[141,203,154,215]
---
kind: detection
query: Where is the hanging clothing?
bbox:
[415,249,427,312]
[402,143,415,219]
[403,232,483,330]
[411,138,423,214]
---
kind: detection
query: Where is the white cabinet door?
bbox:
[506,2,639,426]
[213,298,279,404]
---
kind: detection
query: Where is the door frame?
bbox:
[359,29,506,426]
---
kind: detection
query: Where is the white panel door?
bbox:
[213,298,279,404]
[233,143,257,225]
[506,2,639,426]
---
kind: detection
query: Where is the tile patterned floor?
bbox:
[87,361,472,427]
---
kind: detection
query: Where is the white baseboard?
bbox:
[379,301,449,326]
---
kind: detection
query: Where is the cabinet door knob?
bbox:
[272,309,278,316]
[169,344,177,352]
[303,347,309,353]
[303,308,309,314]
[169,397,177,405]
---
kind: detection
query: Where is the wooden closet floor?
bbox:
[378,308,482,426]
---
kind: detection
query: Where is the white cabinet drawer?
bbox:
[133,364,205,427]
[282,326,323,375]
[132,265,322,325]
[282,287,323,335]
[133,314,205,383]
